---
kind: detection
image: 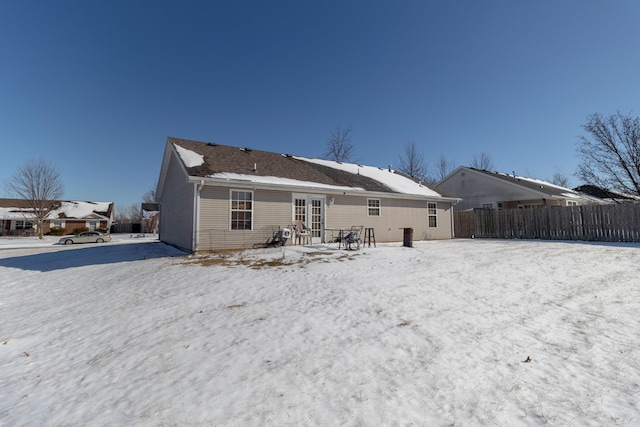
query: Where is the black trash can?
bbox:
[403,227,413,247]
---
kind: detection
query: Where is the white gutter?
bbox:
[186,175,461,204]
[192,180,204,251]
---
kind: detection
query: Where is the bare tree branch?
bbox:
[435,154,456,182]
[143,189,156,203]
[550,167,570,188]
[469,152,494,170]
[324,126,355,162]
[576,111,640,196]
[4,158,64,239]
[397,141,429,182]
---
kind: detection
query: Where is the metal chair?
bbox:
[345,225,363,250]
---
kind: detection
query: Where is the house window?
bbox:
[16,220,33,229]
[51,220,65,228]
[230,190,253,230]
[428,202,437,228]
[367,199,381,216]
[481,202,495,209]
[566,200,578,206]
[294,198,306,222]
[87,221,98,231]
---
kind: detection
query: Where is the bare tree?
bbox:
[550,168,570,188]
[576,111,640,196]
[434,154,456,182]
[469,152,494,170]
[324,126,355,162]
[4,158,64,239]
[142,188,156,203]
[116,203,142,223]
[397,141,429,182]
[141,188,159,234]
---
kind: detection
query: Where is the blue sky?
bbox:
[1,1,639,210]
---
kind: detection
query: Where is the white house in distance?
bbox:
[436,166,605,212]
[155,137,460,252]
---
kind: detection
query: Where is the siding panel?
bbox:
[158,154,195,251]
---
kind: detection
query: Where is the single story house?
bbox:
[155,137,460,252]
[0,198,114,236]
[436,167,605,212]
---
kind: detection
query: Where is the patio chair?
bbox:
[344,225,363,250]
[293,220,312,245]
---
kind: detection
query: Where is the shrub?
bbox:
[97,227,108,233]
[73,227,89,235]
[47,227,67,236]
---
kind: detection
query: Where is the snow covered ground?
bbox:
[1,235,639,426]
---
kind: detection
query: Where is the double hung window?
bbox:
[428,202,437,228]
[367,199,381,216]
[230,190,253,230]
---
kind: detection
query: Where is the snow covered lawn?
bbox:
[1,237,639,426]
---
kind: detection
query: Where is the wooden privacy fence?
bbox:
[455,204,640,242]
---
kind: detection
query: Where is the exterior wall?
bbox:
[46,220,110,233]
[194,184,454,251]
[158,153,196,251]
[325,195,452,242]
[501,199,571,209]
[197,187,292,251]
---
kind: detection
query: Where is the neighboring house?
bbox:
[155,137,460,252]
[573,185,640,204]
[436,167,606,212]
[0,199,114,236]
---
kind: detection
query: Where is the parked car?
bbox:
[59,231,112,245]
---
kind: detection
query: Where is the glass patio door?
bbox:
[293,194,325,244]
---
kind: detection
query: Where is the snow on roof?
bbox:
[207,172,362,192]
[295,157,442,197]
[175,145,204,167]
[0,207,32,220]
[51,201,112,219]
[0,201,112,220]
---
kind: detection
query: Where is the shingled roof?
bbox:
[169,137,438,196]
[471,169,583,198]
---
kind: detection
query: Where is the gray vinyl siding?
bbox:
[158,153,195,251]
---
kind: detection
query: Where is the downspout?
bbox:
[193,180,204,252]
[451,199,460,238]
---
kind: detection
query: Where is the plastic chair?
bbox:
[293,220,312,245]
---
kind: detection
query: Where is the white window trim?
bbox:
[229,189,254,231]
[481,202,496,209]
[367,198,381,217]
[428,202,437,228]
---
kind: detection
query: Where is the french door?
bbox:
[293,194,325,244]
